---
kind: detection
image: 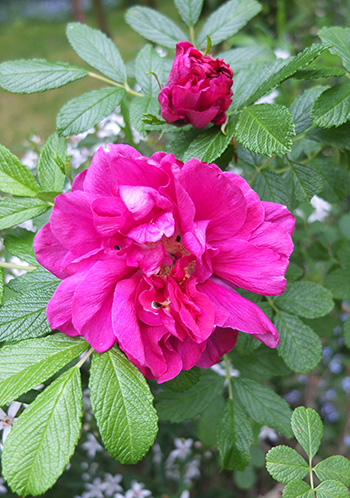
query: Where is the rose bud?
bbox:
[158,41,233,129]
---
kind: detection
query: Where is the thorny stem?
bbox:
[224,354,233,400]
[88,72,144,97]
[0,261,37,272]
[76,348,94,369]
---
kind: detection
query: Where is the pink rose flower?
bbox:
[34,145,295,382]
[158,41,233,129]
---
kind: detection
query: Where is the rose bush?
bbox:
[158,41,233,129]
[34,144,294,382]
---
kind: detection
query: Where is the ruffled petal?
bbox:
[196,327,239,368]
[212,239,288,295]
[33,223,70,278]
[198,279,279,348]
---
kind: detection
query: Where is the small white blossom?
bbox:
[184,457,201,484]
[101,473,123,497]
[308,195,332,222]
[124,481,152,498]
[0,401,22,443]
[179,492,190,498]
[211,362,240,378]
[21,150,38,170]
[152,442,162,465]
[274,48,290,59]
[82,477,105,498]
[259,425,278,442]
[82,433,103,458]
[255,89,279,105]
[166,438,193,467]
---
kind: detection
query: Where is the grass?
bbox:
[0,1,181,152]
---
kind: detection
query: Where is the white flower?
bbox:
[255,89,279,105]
[184,457,201,484]
[211,362,240,378]
[124,481,152,498]
[179,492,190,498]
[259,425,278,442]
[0,401,22,443]
[21,150,38,170]
[82,433,103,458]
[82,477,105,498]
[101,473,123,497]
[308,195,332,223]
[166,438,193,467]
[152,442,163,465]
[274,48,290,59]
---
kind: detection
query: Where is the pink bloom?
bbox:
[34,145,294,382]
[158,41,233,129]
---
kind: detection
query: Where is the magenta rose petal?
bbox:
[35,145,294,382]
[198,280,279,348]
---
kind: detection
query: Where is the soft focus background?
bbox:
[0,1,350,497]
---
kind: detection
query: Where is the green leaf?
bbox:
[233,44,328,110]
[197,0,262,46]
[319,26,350,72]
[89,347,158,464]
[0,334,87,405]
[129,95,160,135]
[57,87,126,136]
[174,0,204,27]
[344,316,350,349]
[275,282,334,319]
[230,348,291,381]
[235,104,295,156]
[3,227,37,265]
[290,86,328,135]
[125,6,188,49]
[289,161,324,202]
[275,312,322,373]
[217,399,254,471]
[219,46,275,70]
[66,23,126,83]
[293,64,345,80]
[254,169,290,204]
[0,268,4,304]
[311,83,350,129]
[198,396,224,446]
[0,145,40,197]
[291,407,323,458]
[311,159,350,203]
[7,266,59,294]
[0,59,88,94]
[232,377,293,437]
[166,367,201,392]
[182,116,237,163]
[156,370,224,423]
[324,266,350,300]
[0,286,58,341]
[0,196,49,230]
[314,456,350,486]
[315,480,350,498]
[2,367,82,497]
[283,481,313,498]
[38,133,66,193]
[135,45,164,95]
[266,445,309,484]
[307,122,350,150]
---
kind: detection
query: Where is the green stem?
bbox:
[345,72,350,80]
[88,72,144,97]
[0,261,37,272]
[224,354,233,400]
[189,25,195,46]
[266,296,279,313]
[75,348,94,368]
[309,455,316,497]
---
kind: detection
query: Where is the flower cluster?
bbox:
[34,145,294,382]
[158,41,233,129]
